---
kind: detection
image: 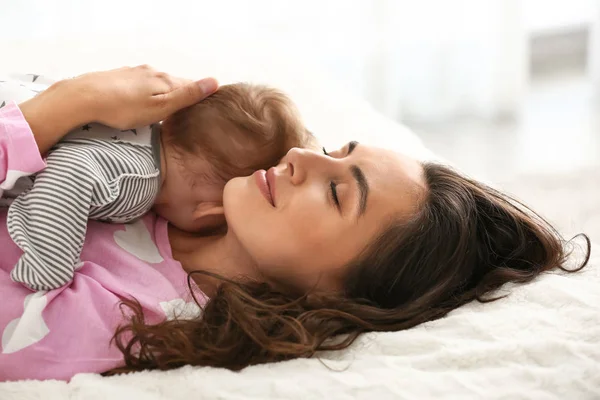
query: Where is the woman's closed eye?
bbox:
[323,147,341,209]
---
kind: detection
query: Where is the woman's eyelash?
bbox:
[330,181,340,207]
[322,147,340,208]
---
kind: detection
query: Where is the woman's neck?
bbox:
[167,224,258,297]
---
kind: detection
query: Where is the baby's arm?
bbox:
[8,140,160,291]
[8,146,96,290]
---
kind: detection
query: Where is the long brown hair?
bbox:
[105,163,590,375]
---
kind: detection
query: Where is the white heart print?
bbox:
[160,299,202,321]
[0,169,33,191]
[2,291,50,354]
[113,220,164,263]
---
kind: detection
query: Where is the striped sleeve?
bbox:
[7,139,160,291]
[7,146,96,290]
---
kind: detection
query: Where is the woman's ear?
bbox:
[193,202,226,234]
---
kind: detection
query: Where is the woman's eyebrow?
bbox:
[345,141,367,217]
[351,164,369,217]
[347,141,358,155]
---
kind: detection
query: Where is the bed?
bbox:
[0,39,598,400]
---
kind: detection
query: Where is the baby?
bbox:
[0,75,314,291]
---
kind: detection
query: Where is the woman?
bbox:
[0,66,589,381]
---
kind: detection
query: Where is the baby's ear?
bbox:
[192,202,226,234]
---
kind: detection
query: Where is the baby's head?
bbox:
[153,83,315,233]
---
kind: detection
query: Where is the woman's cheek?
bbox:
[288,211,336,253]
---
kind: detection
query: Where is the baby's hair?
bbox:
[163,83,316,184]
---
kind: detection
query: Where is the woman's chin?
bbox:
[222,175,262,237]
[226,174,250,187]
[224,175,252,205]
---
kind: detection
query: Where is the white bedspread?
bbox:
[0,39,598,399]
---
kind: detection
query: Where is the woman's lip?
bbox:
[253,170,275,207]
[266,167,277,207]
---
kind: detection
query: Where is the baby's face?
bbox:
[153,145,226,233]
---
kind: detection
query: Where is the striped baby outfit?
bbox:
[1,74,162,290]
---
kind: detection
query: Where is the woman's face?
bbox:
[223,142,426,292]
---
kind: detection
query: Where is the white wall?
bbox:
[3,0,587,122]
[524,0,597,33]
[590,1,600,100]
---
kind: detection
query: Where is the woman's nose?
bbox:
[284,147,335,186]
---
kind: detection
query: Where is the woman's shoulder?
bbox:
[0,211,195,380]
[0,210,177,275]
[81,212,182,278]
[0,209,188,304]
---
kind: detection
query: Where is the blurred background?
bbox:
[1,0,599,241]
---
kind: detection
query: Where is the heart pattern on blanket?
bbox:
[160,298,202,321]
[1,291,50,354]
[113,220,164,263]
